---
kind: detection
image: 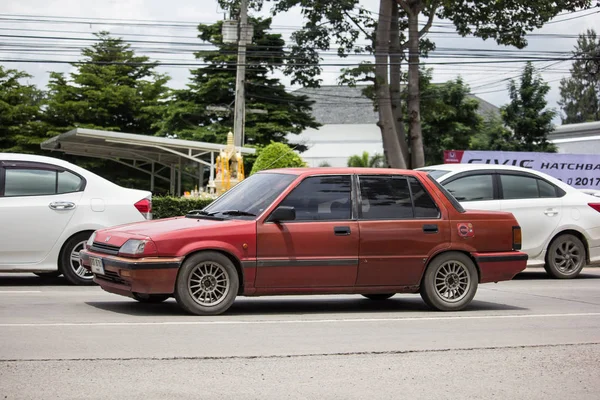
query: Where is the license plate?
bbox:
[90,257,105,275]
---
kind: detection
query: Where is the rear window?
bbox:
[425,174,466,213]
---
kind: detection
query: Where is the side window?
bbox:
[443,174,494,202]
[408,177,440,218]
[278,175,352,221]
[500,174,559,199]
[57,170,83,194]
[359,176,413,219]
[4,169,57,197]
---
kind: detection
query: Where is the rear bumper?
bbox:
[473,252,528,283]
[80,249,182,297]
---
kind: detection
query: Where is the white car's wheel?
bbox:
[544,234,586,279]
[60,232,95,285]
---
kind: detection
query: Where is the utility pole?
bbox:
[233,0,248,148]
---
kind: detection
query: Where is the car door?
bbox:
[0,161,85,265]
[355,174,450,287]
[497,172,564,258]
[440,171,501,212]
[255,174,359,288]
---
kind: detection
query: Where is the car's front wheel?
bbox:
[420,252,478,311]
[174,252,239,316]
[544,234,586,279]
[59,232,95,286]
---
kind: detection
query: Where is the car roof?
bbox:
[261,167,425,177]
[1,152,75,167]
[417,163,537,173]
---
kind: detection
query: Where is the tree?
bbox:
[250,142,306,174]
[43,31,171,188]
[347,151,385,168]
[45,31,170,137]
[558,29,600,124]
[0,66,47,154]
[470,112,519,152]
[235,0,592,168]
[501,62,557,152]
[156,18,319,149]
[420,73,483,165]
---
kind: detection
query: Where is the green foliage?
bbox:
[318,161,332,167]
[501,62,557,152]
[250,142,306,174]
[156,18,319,149]
[347,151,385,168]
[470,112,519,152]
[152,196,214,219]
[558,29,600,124]
[0,66,48,154]
[420,73,483,165]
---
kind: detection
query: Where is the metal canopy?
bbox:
[40,128,256,195]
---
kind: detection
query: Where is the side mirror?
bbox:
[268,206,296,223]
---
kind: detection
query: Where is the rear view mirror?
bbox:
[268,206,296,222]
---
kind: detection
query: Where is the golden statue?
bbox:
[213,131,244,195]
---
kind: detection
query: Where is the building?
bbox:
[549,121,600,154]
[287,85,501,167]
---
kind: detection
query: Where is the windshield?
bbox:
[201,172,297,218]
[420,169,451,180]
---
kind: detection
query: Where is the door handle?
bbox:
[334,226,351,236]
[423,224,438,234]
[49,201,76,210]
[544,208,558,216]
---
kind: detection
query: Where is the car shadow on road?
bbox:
[513,270,600,280]
[85,296,526,317]
[0,274,72,287]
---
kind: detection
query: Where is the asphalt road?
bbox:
[1,269,600,399]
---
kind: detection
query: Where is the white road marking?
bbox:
[1,312,600,327]
[0,291,41,294]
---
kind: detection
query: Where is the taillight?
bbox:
[512,226,522,250]
[134,198,152,220]
[589,203,600,213]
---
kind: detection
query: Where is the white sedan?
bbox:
[0,153,152,285]
[418,164,600,279]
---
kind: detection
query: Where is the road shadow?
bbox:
[0,274,73,287]
[85,296,526,317]
[513,270,600,280]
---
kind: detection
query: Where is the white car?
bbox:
[0,153,152,285]
[418,164,600,279]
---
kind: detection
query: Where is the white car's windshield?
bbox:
[420,169,451,180]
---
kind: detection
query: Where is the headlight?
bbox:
[86,231,97,249]
[119,239,147,256]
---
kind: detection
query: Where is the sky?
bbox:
[1,0,599,125]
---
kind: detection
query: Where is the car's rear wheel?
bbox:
[59,232,95,286]
[420,252,478,311]
[132,293,171,303]
[361,293,395,300]
[174,252,239,316]
[34,271,62,278]
[544,234,586,279]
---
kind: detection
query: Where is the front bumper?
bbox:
[80,249,182,298]
[474,252,528,283]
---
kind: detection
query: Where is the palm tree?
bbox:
[347,151,386,168]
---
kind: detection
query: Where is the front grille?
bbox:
[90,242,120,255]
[97,270,130,286]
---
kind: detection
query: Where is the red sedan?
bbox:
[80,168,527,315]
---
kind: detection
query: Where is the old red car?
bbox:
[80,168,527,315]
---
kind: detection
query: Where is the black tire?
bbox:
[34,271,62,278]
[361,293,395,301]
[174,251,239,316]
[59,232,95,286]
[132,293,171,303]
[420,252,478,311]
[544,234,586,279]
